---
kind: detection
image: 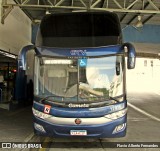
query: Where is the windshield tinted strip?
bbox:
[34,94,124,107]
[36,45,123,57]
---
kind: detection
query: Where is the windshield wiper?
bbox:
[109,96,120,102]
[39,95,63,103]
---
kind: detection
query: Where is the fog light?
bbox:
[34,123,46,133]
[112,123,126,134]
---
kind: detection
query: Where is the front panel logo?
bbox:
[75,118,82,125]
[70,50,86,56]
[44,105,51,114]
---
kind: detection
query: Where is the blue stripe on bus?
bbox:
[33,100,127,118]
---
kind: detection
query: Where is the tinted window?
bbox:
[36,12,121,47]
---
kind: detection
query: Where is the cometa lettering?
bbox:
[68,103,89,108]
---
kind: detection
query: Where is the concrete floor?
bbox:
[0,106,33,142]
[0,92,160,151]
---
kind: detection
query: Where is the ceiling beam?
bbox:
[113,0,123,9]
[79,0,87,8]
[126,0,139,10]
[71,0,74,6]
[100,0,105,8]
[13,0,33,22]
[91,0,101,8]
[55,0,65,7]
[2,0,160,23]
[147,0,159,11]
[143,14,155,24]
[88,0,93,9]
[42,0,51,6]
[120,0,136,22]
[21,0,30,5]
[2,3,160,14]
[142,1,160,24]
[127,1,150,25]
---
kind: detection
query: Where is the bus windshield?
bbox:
[34,55,124,102]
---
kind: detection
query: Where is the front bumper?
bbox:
[33,115,127,138]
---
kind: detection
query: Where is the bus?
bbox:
[17,12,136,138]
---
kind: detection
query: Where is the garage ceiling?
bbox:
[0,49,17,63]
[1,0,160,26]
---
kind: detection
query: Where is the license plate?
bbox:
[70,130,87,136]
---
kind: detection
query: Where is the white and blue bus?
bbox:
[18,12,136,138]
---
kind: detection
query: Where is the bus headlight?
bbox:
[105,108,127,120]
[32,108,52,119]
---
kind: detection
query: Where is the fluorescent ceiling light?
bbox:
[44,60,72,64]
[0,51,17,59]
[135,16,143,28]
[45,10,51,14]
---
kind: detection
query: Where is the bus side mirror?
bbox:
[123,43,136,69]
[116,62,120,75]
[18,45,35,71]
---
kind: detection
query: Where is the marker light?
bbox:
[105,108,127,120]
[44,60,72,64]
[34,123,46,133]
[112,123,126,134]
[32,108,52,119]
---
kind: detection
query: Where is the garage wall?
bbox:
[122,24,160,44]
[127,58,160,94]
[0,0,32,55]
